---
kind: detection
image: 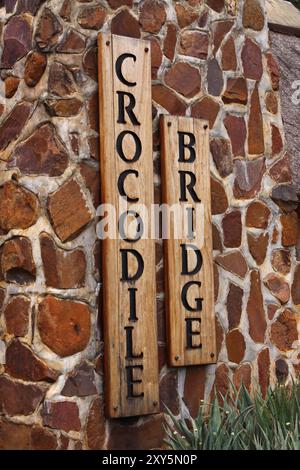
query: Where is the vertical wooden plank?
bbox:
[98,33,159,418]
[160,115,216,367]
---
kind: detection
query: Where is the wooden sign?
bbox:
[98,33,159,418]
[160,115,216,367]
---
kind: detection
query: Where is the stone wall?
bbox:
[0,0,299,451]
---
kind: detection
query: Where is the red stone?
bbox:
[241,38,263,80]
[111,9,141,38]
[267,303,279,320]
[0,420,31,450]
[271,124,283,157]
[1,237,36,285]
[24,52,47,88]
[5,76,20,99]
[88,135,99,160]
[77,6,106,30]
[42,401,81,432]
[0,101,34,151]
[248,83,264,155]
[35,7,63,50]
[0,375,45,416]
[140,0,166,33]
[83,46,97,81]
[152,84,186,115]
[210,177,228,215]
[175,3,198,28]
[222,78,248,105]
[179,31,209,59]
[207,0,224,12]
[233,158,265,199]
[267,53,280,91]
[108,0,133,8]
[292,264,300,305]
[40,233,86,289]
[269,153,292,183]
[0,288,5,310]
[226,329,246,363]
[275,359,289,383]
[245,201,270,229]
[31,426,58,450]
[87,91,99,131]
[247,270,267,343]
[281,212,298,247]
[271,309,298,351]
[183,366,205,418]
[212,223,222,251]
[222,210,242,248]
[257,348,270,397]
[221,37,237,71]
[271,249,291,275]
[5,339,59,382]
[1,14,32,68]
[48,178,93,242]
[59,0,71,21]
[265,91,278,114]
[191,96,220,129]
[16,0,47,15]
[4,295,30,337]
[248,232,268,265]
[207,58,224,96]
[215,250,248,279]
[38,295,91,357]
[224,114,246,157]
[243,0,264,31]
[56,29,86,53]
[61,362,97,397]
[233,363,251,391]
[48,61,76,96]
[264,273,290,304]
[212,20,234,53]
[215,316,224,357]
[227,283,243,330]
[86,397,105,450]
[212,363,229,403]
[149,36,162,79]
[160,371,179,414]
[165,62,201,98]
[9,123,68,176]
[45,98,82,117]
[0,181,38,233]
[79,161,100,209]
[163,23,177,61]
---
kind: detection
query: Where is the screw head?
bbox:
[145,47,149,53]
[204,124,208,130]
[113,405,118,411]
[175,355,180,361]
[153,401,158,406]
[210,352,215,358]
[106,40,110,46]
[167,122,172,127]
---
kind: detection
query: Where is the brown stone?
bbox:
[31,426,58,450]
[5,339,59,382]
[222,78,248,105]
[226,329,246,364]
[38,295,91,357]
[87,91,99,131]
[275,358,289,383]
[210,177,228,215]
[0,288,5,310]
[163,23,177,61]
[215,250,248,279]
[24,51,47,87]
[257,348,270,397]
[207,0,224,12]
[108,414,164,450]
[175,3,198,28]
[198,10,208,27]
[264,273,290,304]
[40,233,86,289]
[224,114,246,157]
[42,401,81,432]
[207,58,224,96]
[247,270,267,343]
[215,316,224,357]
[265,91,278,114]
[59,0,71,21]
[83,46,97,81]
[267,303,279,320]
[79,161,100,209]
[233,158,265,199]
[212,20,234,53]
[78,6,106,30]
[16,0,47,15]
[108,0,133,8]
[269,153,292,183]
[160,370,179,414]
[0,101,34,151]
[281,212,298,247]
[165,62,201,98]
[272,226,279,244]
[222,210,242,247]
[243,0,264,31]
[241,38,263,80]
[248,232,268,265]
[271,249,291,275]
[248,83,264,155]
[48,178,93,242]
[191,96,220,129]
[221,37,237,71]
[214,263,219,302]
[44,98,82,117]
[86,397,105,450]
[1,237,35,285]
[271,309,298,351]
[111,10,141,38]
[48,61,76,97]
[149,36,162,79]
[272,185,298,213]
[35,7,63,50]
[213,363,229,402]
[292,264,300,305]
[140,0,166,33]
[5,76,20,98]
[152,84,186,115]
[271,124,283,157]
[0,375,45,416]
[267,53,280,91]
[0,181,38,233]
[9,123,68,176]
[227,283,243,330]
[212,223,222,251]
[88,135,99,160]
[1,14,32,68]
[4,295,30,337]
[183,366,205,418]
[62,362,96,397]
[56,29,86,53]
[0,420,31,450]
[179,31,209,59]
[233,363,251,391]
[245,201,270,229]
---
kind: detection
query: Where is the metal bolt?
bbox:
[167,122,172,127]
[210,352,215,358]
[113,405,118,411]
[106,41,110,46]
[153,401,158,406]
[145,47,149,53]
[175,355,180,361]
[204,124,208,130]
